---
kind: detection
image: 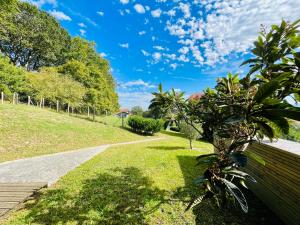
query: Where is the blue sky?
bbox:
[24,0,300,109]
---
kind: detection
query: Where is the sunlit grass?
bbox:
[0,104,147,162]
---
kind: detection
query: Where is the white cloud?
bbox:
[141,50,150,56]
[134,4,146,14]
[49,10,71,21]
[138,31,146,35]
[120,0,129,4]
[151,8,162,18]
[119,43,129,48]
[118,91,153,110]
[164,0,300,66]
[78,22,86,28]
[97,11,104,16]
[21,0,57,8]
[152,52,162,62]
[178,46,189,55]
[170,63,178,70]
[100,52,107,57]
[79,29,86,36]
[166,9,176,17]
[119,79,155,89]
[179,3,191,18]
[153,46,165,51]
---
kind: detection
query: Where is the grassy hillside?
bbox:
[0,104,148,162]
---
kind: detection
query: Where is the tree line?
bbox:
[0,0,119,113]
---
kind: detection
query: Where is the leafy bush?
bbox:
[179,122,201,149]
[127,116,163,135]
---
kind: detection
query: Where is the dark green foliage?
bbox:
[127,116,163,135]
[0,1,70,70]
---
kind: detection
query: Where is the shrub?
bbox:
[127,116,163,135]
[179,122,201,149]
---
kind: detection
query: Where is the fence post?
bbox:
[71,107,74,115]
[1,92,3,104]
[42,98,45,108]
[67,103,70,115]
[56,100,59,112]
[87,106,90,117]
[12,93,15,104]
[28,96,30,106]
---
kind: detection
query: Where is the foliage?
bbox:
[26,70,86,107]
[0,1,70,70]
[0,56,27,98]
[0,1,119,113]
[281,121,300,142]
[127,115,163,135]
[150,19,300,213]
[58,40,119,113]
[131,106,143,116]
[179,121,201,149]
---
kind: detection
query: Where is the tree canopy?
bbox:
[0,0,119,113]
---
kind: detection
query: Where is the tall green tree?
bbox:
[0,1,70,70]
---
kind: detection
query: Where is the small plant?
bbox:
[127,116,163,135]
[179,121,201,149]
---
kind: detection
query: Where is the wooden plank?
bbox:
[0,183,47,188]
[0,196,26,202]
[246,160,300,193]
[0,202,19,209]
[245,142,300,225]
[0,187,42,192]
[0,209,9,217]
[0,192,32,197]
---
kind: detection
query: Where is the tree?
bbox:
[179,121,200,149]
[0,1,71,70]
[131,106,143,116]
[26,70,85,107]
[0,56,28,98]
[148,84,169,118]
[59,38,119,113]
[151,19,300,213]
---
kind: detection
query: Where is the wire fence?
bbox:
[0,91,127,127]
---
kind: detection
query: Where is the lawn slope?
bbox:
[0,104,147,162]
[2,133,282,225]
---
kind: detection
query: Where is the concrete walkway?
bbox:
[0,138,164,186]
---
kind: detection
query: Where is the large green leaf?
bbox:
[260,108,300,121]
[221,178,248,213]
[255,120,275,140]
[254,80,280,103]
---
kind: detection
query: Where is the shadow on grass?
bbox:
[24,167,167,225]
[147,146,185,151]
[176,155,285,225]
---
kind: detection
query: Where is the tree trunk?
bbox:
[189,139,193,150]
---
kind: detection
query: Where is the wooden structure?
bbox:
[0,182,47,218]
[244,140,300,225]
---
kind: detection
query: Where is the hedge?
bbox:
[127,116,163,135]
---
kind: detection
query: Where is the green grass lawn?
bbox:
[1,132,283,225]
[0,104,147,162]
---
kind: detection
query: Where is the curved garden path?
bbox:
[0,138,164,186]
